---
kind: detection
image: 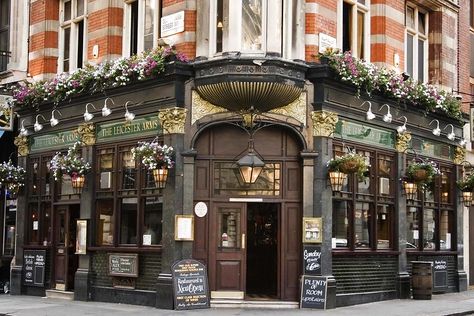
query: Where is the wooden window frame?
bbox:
[338,0,370,60]
[405,3,428,82]
[59,0,87,73]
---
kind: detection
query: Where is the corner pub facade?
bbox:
[8,0,469,310]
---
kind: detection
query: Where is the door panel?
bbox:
[209,203,246,292]
[281,203,301,300]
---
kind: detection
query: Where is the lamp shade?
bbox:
[71,174,85,193]
[403,181,418,200]
[329,171,346,192]
[153,168,169,189]
[237,152,265,184]
[462,191,473,207]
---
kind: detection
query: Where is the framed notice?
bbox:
[76,219,87,254]
[302,217,322,243]
[175,215,194,241]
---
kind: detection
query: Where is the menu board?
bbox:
[300,275,328,309]
[23,250,46,287]
[172,259,209,310]
[108,253,138,277]
[433,258,448,292]
[303,245,322,275]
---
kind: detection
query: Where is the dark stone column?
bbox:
[11,155,27,295]
[74,145,95,301]
[312,136,336,309]
[396,151,410,299]
[456,165,468,292]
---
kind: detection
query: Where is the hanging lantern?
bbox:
[71,174,85,193]
[403,181,418,200]
[462,191,473,207]
[329,171,346,192]
[237,151,265,185]
[153,168,169,189]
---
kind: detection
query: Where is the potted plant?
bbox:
[404,160,440,191]
[49,142,91,192]
[0,160,26,195]
[131,140,174,189]
[327,151,370,191]
[457,173,474,206]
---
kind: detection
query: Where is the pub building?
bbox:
[7,52,467,309]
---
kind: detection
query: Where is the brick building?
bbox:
[3,0,473,309]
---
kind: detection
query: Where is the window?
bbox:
[60,0,86,72]
[471,0,474,29]
[95,141,164,247]
[209,0,302,58]
[406,161,455,251]
[340,0,369,60]
[332,143,395,250]
[26,155,53,245]
[405,4,428,82]
[0,0,10,72]
[123,0,161,57]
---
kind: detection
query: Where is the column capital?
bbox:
[159,107,187,135]
[311,110,338,137]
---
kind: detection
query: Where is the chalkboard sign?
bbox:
[303,245,322,275]
[172,259,209,310]
[108,253,138,277]
[300,275,328,309]
[23,250,46,287]
[432,258,448,293]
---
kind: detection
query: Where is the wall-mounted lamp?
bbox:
[19,119,28,136]
[124,101,135,122]
[102,98,113,117]
[84,103,96,122]
[444,124,455,141]
[396,116,407,134]
[217,21,223,28]
[34,114,47,132]
[429,119,441,136]
[380,104,392,123]
[360,100,375,120]
[50,109,62,127]
[459,138,467,147]
[403,181,418,200]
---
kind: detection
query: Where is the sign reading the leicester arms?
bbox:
[96,115,161,143]
[31,129,79,152]
[334,120,395,149]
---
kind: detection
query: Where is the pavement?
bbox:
[0,291,473,316]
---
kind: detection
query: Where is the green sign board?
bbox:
[96,115,161,143]
[31,129,79,152]
[334,120,395,149]
[410,136,453,160]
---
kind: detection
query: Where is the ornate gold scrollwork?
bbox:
[77,122,96,146]
[395,131,412,153]
[14,136,29,157]
[191,90,227,125]
[158,107,187,134]
[311,110,338,137]
[453,146,466,165]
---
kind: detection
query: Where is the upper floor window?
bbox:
[0,0,10,72]
[123,0,161,57]
[405,4,428,82]
[340,0,369,60]
[209,0,302,58]
[60,0,86,73]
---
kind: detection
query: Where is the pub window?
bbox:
[405,4,428,82]
[0,0,10,72]
[331,143,395,250]
[59,0,86,72]
[95,141,164,248]
[26,155,53,246]
[123,0,162,57]
[406,161,455,251]
[341,0,369,60]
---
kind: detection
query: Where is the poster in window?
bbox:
[76,219,87,254]
[175,215,194,241]
[302,217,322,244]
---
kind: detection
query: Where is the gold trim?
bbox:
[269,92,307,126]
[77,123,96,146]
[191,90,228,125]
[453,146,466,165]
[395,132,412,153]
[14,136,29,157]
[311,110,338,137]
[158,107,187,134]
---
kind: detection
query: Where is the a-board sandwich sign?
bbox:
[172,259,210,310]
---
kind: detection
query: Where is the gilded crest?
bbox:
[77,123,96,146]
[158,107,187,134]
[14,136,29,157]
[311,110,338,137]
[395,131,412,153]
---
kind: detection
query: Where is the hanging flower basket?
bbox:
[49,142,91,193]
[327,150,369,183]
[131,140,174,189]
[405,159,440,191]
[0,160,26,195]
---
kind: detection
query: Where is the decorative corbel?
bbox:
[77,122,96,146]
[14,135,29,157]
[158,107,187,134]
[395,131,412,153]
[453,146,466,165]
[311,110,338,137]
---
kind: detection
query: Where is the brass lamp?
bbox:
[329,171,346,192]
[462,191,473,207]
[403,181,418,200]
[71,174,85,193]
[237,149,264,184]
[152,168,169,189]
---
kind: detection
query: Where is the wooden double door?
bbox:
[53,205,80,291]
[207,202,301,300]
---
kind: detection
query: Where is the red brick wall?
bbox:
[87,7,124,61]
[459,0,471,113]
[305,0,337,62]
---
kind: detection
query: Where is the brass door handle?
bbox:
[242,233,246,249]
